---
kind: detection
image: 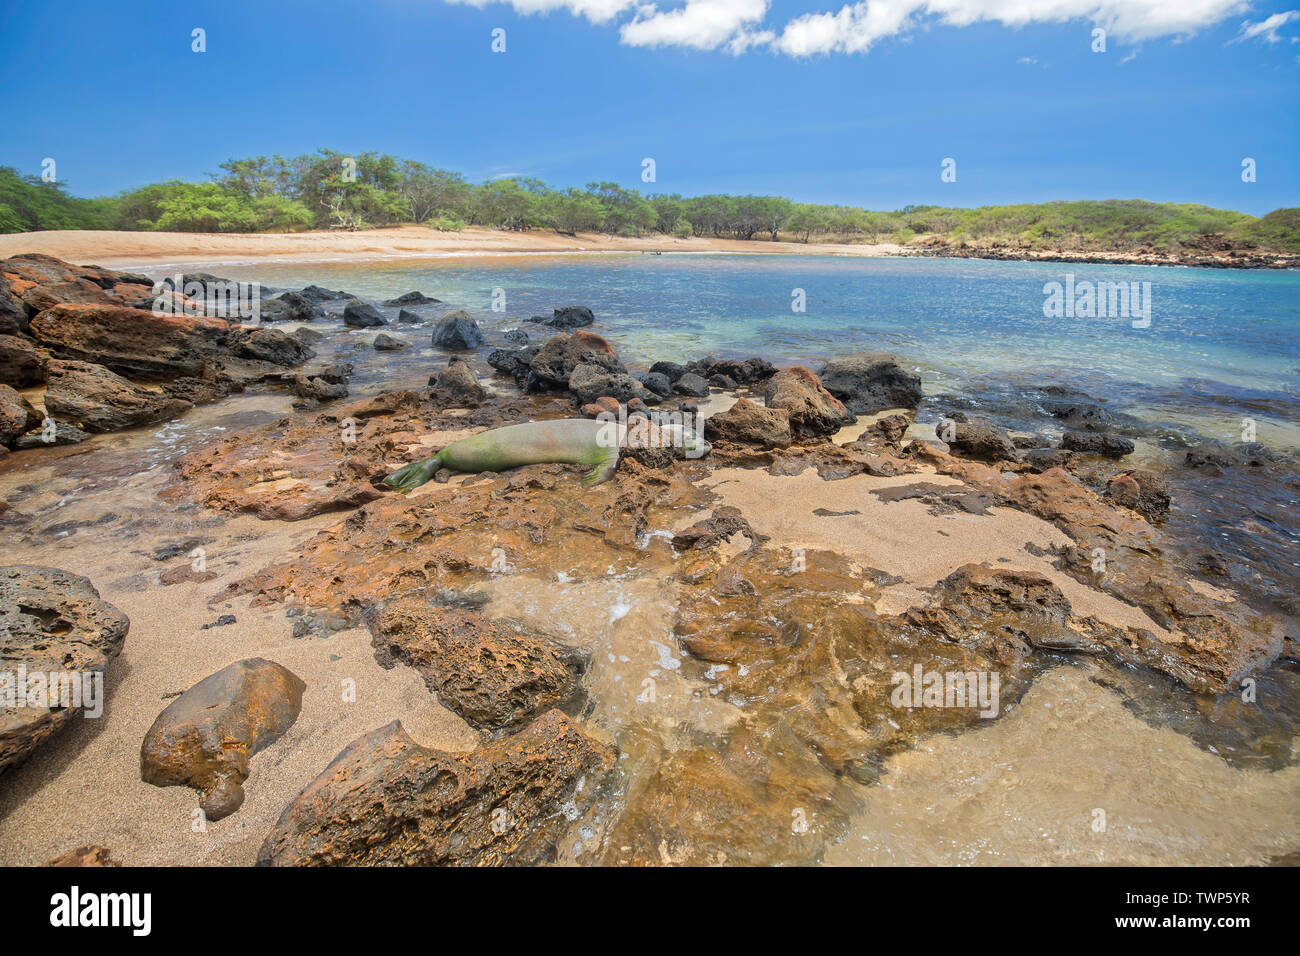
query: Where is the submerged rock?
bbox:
[369,601,587,732]
[384,291,440,306]
[140,658,305,821]
[0,565,129,775]
[529,305,594,330]
[487,345,538,384]
[299,284,355,303]
[1061,430,1135,458]
[257,709,614,866]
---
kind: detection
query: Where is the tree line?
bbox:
[1,151,1296,253]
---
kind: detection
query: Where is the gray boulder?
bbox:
[818,353,922,414]
[432,311,486,350]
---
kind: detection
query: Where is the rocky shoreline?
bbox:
[896,236,1300,270]
[1,254,1296,866]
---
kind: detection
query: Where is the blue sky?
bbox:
[1,0,1297,214]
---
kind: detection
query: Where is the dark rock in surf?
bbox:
[343,301,386,328]
[431,311,486,350]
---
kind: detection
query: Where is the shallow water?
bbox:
[134,253,1300,451]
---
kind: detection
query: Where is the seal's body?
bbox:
[383,418,709,492]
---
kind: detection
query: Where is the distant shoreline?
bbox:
[1,225,1295,271]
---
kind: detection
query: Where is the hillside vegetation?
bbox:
[2,152,1295,254]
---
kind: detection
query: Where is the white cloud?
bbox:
[620,0,770,49]
[772,1,1250,55]
[448,0,638,24]
[1229,9,1300,44]
[444,0,1255,55]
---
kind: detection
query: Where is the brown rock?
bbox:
[529,330,623,389]
[42,359,193,433]
[704,397,792,449]
[672,506,762,551]
[0,334,45,387]
[429,358,485,405]
[140,658,306,820]
[257,709,614,866]
[0,383,41,446]
[0,565,129,775]
[368,601,587,732]
[44,845,121,867]
[762,366,854,437]
[29,303,232,380]
[0,273,26,335]
[942,419,1020,463]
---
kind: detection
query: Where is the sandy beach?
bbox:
[0,226,903,270]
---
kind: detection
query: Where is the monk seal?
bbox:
[383,417,710,492]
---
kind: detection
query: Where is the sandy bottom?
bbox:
[0,503,478,866]
[704,464,1173,635]
[827,665,1300,865]
[0,226,901,270]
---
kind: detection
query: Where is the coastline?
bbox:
[2,225,1294,270]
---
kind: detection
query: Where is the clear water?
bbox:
[153,253,1300,451]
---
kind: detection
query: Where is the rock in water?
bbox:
[0,565,129,775]
[257,709,614,866]
[258,291,321,323]
[818,353,922,413]
[536,305,594,330]
[368,601,587,732]
[431,310,486,350]
[139,658,305,821]
[342,300,386,328]
[383,291,440,306]
[1060,430,1135,458]
[372,333,406,351]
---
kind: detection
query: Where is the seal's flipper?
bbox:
[383,453,443,493]
[582,446,619,487]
